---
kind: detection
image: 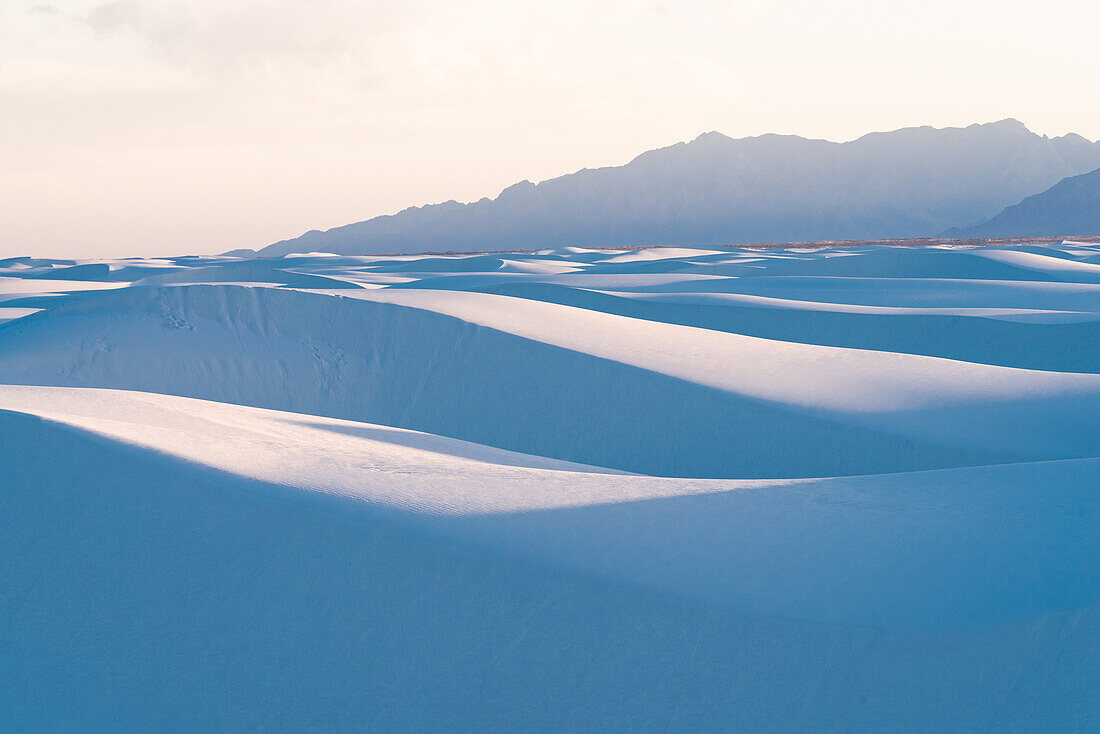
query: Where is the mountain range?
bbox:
[256,120,1100,256]
[949,167,1100,238]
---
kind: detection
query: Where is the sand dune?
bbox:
[2,242,1099,731]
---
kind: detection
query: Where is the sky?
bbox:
[3,0,1099,258]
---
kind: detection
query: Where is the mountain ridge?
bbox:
[946,167,1100,238]
[256,120,1100,257]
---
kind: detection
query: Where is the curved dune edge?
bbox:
[1,384,1097,630]
[1,283,1098,477]
[4,244,1100,731]
[3,387,1099,731]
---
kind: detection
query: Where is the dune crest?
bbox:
[3,242,1099,731]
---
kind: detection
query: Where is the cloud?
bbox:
[84,0,141,32]
[63,0,743,120]
[78,1,405,76]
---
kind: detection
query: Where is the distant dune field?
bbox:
[3,241,1099,732]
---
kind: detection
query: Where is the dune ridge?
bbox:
[2,242,1099,731]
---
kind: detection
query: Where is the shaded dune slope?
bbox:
[2,284,1099,477]
[466,281,1100,372]
[3,392,1100,731]
[4,243,1100,732]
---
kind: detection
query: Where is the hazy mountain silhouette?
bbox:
[945,167,1100,238]
[258,120,1100,256]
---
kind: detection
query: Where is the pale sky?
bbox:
[3,0,1099,258]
